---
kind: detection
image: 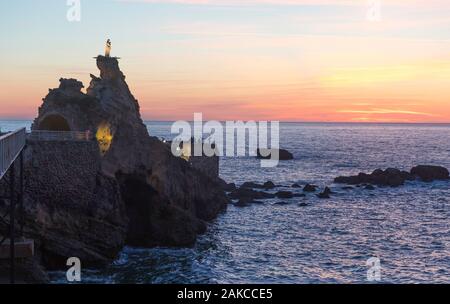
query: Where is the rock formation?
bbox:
[334,166,449,187]
[410,165,450,182]
[5,55,229,270]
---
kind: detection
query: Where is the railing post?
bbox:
[19,151,24,237]
[9,161,15,284]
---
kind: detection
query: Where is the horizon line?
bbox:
[1,117,450,125]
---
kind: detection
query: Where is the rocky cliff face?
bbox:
[21,140,127,269]
[9,55,229,270]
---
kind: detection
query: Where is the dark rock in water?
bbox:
[274,201,290,206]
[365,184,375,190]
[229,188,276,200]
[276,191,294,199]
[335,168,406,187]
[401,171,416,181]
[218,180,236,192]
[241,181,276,190]
[298,202,309,207]
[241,181,264,189]
[235,200,251,207]
[256,148,294,160]
[334,175,360,185]
[292,183,302,188]
[303,184,318,192]
[235,197,264,207]
[317,193,330,199]
[317,187,332,199]
[342,186,354,190]
[263,181,276,189]
[411,165,449,182]
[335,165,449,188]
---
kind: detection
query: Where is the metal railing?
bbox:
[28,130,92,142]
[0,128,26,284]
[0,128,26,181]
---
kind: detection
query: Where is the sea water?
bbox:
[2,120,450,283]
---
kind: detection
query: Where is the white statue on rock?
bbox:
[105,39,112,57]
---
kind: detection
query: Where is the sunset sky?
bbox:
[1,0,449,122]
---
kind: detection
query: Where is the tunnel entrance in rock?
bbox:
[116,174,158,247]
[116,173,202,248]
[38,114,71,131]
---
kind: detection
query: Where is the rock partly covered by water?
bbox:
[228,187,276,200]
[241,181,276,190]
[256,148,294,160]
[303,184,318,192]
[334,165,449,187]
[410,165,450,182]
[317,187,332,199]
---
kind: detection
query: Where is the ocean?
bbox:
[2,120,450,283]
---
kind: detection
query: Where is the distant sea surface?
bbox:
[2,120,450,283]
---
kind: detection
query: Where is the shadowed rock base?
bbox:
[117,174,207,247]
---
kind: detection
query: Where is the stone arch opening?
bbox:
[38,114,71,131]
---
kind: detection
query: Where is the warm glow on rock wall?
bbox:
[96,123,113,156]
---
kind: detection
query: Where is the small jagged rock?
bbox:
[263,181,276,189]
[365,184,375,190]
[303,184,318,192]
[317,187,332,199]
[241,182,265,189]
[229,188,276,200]
[275,191,294,199]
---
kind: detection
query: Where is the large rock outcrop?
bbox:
[9,55,229,270]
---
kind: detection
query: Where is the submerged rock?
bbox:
[263,181,276,189]
[241,181,277,190]
[365,184,375,190]
[317,187,332,199]
[228,188,276,200]
[235,197,264,207]
[274,201,290,206]
[241,182,265,189]
[235,201,251,208]
[275,191,294,199]
[275,191,305,199]
[303,184,318,192]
